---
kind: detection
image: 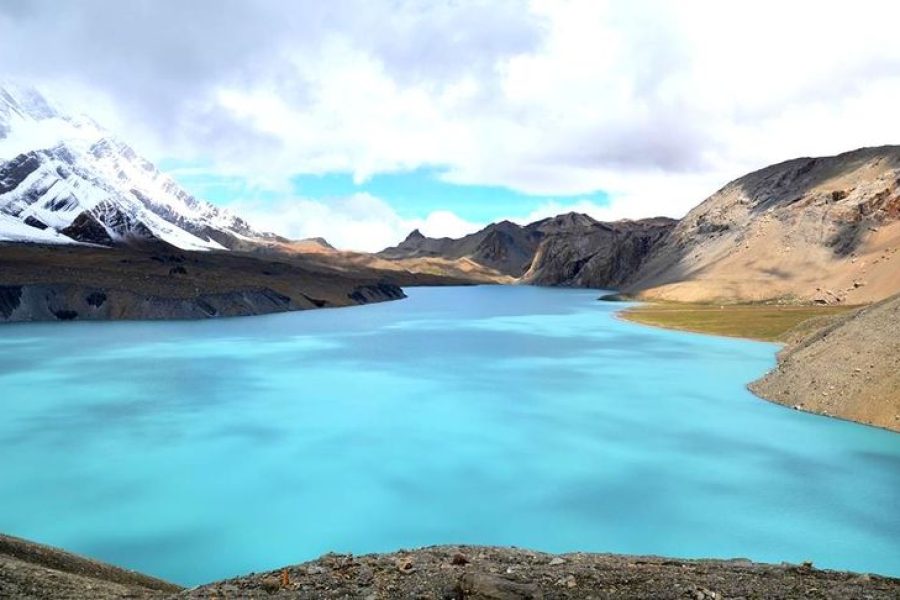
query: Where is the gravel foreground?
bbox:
[3,535,899,600]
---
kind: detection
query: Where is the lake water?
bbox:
[0,286,898,585]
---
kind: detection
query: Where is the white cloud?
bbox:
[201,0,900,223]
[4,0,900,233]
[230,168,719,253]
[231,193,484,252]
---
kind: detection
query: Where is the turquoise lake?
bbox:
[0,286,898,585]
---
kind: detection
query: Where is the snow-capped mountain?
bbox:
[0,84,274,250]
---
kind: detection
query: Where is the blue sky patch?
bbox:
[160,161,610,222]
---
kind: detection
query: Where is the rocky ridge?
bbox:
[378,213,676,288]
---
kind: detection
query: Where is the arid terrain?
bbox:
[618,302,856,342]
[0,534,179,599]
[373,147,900,307]
[622,146,900,304]
[750,293,900,431]
[0,243,479,322]
[3,535,898,600]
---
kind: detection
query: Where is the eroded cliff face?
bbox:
[0,282,406,323]
[0,244,406,323]
[522,217,675,288]
[623,146,900,304]
[2,284,303,321]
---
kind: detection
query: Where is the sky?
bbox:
[2,0,900,250]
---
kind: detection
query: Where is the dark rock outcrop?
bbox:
[522,216,676,288]
[22,216,48,230]
[60,212,114,245]
[0,285,23,319]
[348,282,407,304]
[0,152,43,195]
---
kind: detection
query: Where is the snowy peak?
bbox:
[0,84,272,250]
[0,83,62,131]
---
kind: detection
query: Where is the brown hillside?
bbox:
[625,146,900,304]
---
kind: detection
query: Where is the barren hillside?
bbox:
[625,146,900,304]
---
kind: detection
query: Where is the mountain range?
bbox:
[378,213,677,289]
[5,85,900,308]
[379,147,900,306]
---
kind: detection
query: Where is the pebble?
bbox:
[549,557,566,566]
[396,558,415,574]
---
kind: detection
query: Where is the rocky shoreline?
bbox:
[2,536,898,599]
[750,293,900,432]
[182,546,900,599]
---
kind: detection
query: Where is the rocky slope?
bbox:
[0,84,277,250]
[623,146,900,304]
[750,293,900,431]
[379,213,676,288]
[0,243,412,322]
[521,216,675,287]
[3,537,898,600]
[0,533,178,599]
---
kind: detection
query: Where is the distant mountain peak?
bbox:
[301,236,335,249]
[0,83,62,124]
[378,210,675,286]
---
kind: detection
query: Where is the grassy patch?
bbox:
[619,303,856,342]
